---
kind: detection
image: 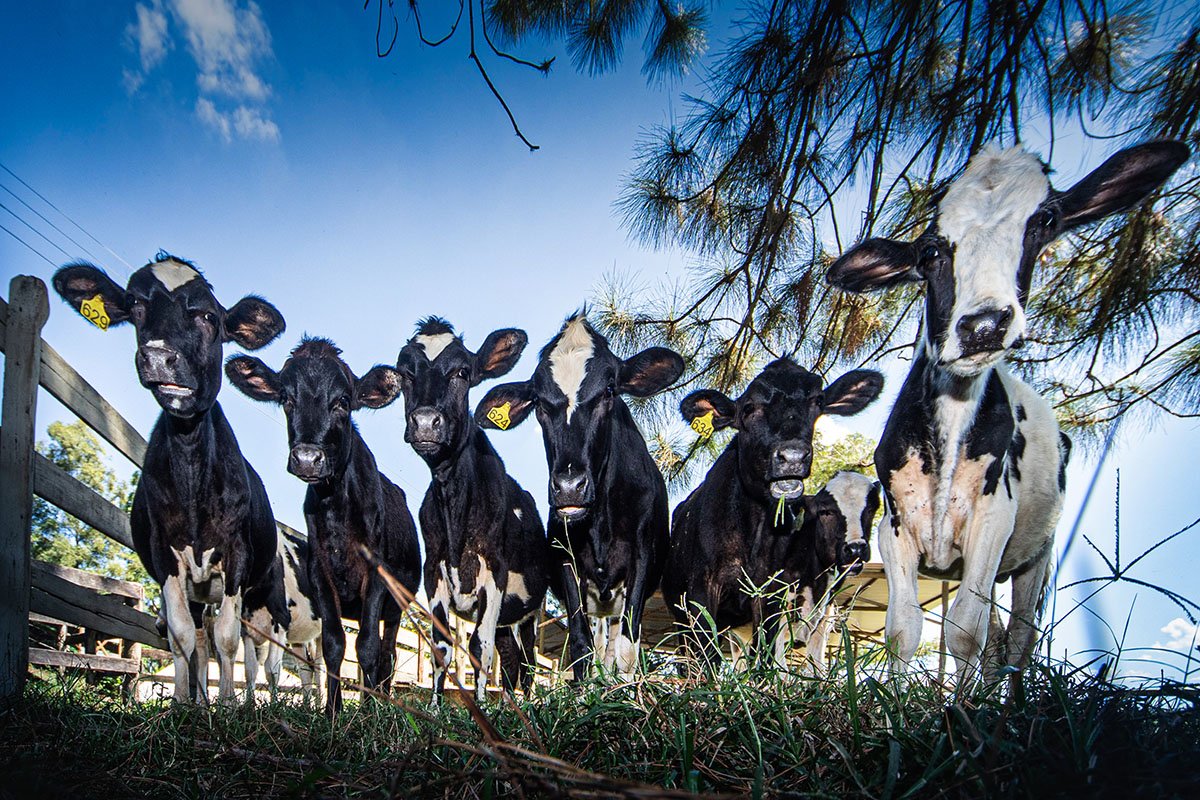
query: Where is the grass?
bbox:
[3,645,1198,800]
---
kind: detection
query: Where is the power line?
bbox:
[0,181,104,264]
[0,201,72,259]
[0,161,135,276]
[0,222,58,267]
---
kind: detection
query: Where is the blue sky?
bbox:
[2,1,1197,676]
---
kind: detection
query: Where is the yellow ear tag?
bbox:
[691,410,715,438]
[80,294,110,331]
[487,401,513,431]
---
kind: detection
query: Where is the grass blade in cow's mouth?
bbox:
[769,478,804,500]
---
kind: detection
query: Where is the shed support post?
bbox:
[0,276,50,707]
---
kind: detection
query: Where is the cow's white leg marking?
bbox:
[162,573,195,703]
[430,576,452,703]
[473,557,502,703]
[1004,543,1053,670]
[212,592,243,702]
[805,606,832,674]
[879,512,924,665]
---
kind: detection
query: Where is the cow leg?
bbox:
[312,581,346,717]
[241,629,264,704]
[945,499,1017,683]
[805,605,832,674]
[518,616,536,693]
[879,514,924,667]
[193,605,211,702]
[471,580,503,704]
[560,563,593,681]
[430,576,453,702]
[296,640,318,704]
[212,591,243,703]
[355,578,388,696]
[495,626,522,693]
[1004,542,1053,670]
[162,574,196,703]
[379,614,401,694]
[265,640,284,702]
[616,554,654,677]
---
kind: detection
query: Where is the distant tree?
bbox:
[32,421,156,606]
[809,430,876,491]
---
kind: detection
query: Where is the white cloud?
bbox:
[195,97,231,142]
[122,0,280,143]
[1154,617,1199,653]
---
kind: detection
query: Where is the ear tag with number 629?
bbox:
[80,295,110,331]
[487,402,512,430]
[691,410,715,438]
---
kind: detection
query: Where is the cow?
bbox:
[52,253,287,703]
[825,139,1190,679]
[664,359,884,669]
[226,337,421,715]
[725,472,882,672]
[242,529,324,704]
[395,318,549,702]
[475,313,684,679]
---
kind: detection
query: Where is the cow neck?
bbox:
[584,402,644,562]
[430,424,502,563]
[158,401,224,483]
[306,428,380,515]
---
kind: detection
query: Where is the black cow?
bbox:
[396,318,548,702]
[226,337,421,714]
[476,312,683,679]
[53,254,286,702]
[664,359,883,667]
[826,140,1189,678]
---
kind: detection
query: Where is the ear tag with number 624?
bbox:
[80,294,110,331]
[691,410,715,438]
[487,401,512,431]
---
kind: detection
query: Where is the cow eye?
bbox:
[1039,208,1057,229]
[128,298,146,323]
[455,367,470,381]
[606,382,616,398]
[920,243,940,263]
[194,310,217,326]
[331,396,349,412]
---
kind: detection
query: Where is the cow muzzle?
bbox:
[288,444,329,482]
[841,540,869,574]
[956,307,1013,357]
[552,471,592,521]
[406,407,448,455]
[768,441,810,499]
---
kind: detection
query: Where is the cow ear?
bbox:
[475,381,535,430]
[1057,140,1191,230]
[826,238,921,294]
[225,355,282,403]
[52,263,130,326]
[680,389,736,430]
[474,328,528,383]
[355,365,402,410]
[822,369,884,416]
[223,295,286,350]
[619,347,685,397]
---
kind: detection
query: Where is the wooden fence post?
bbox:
[0,275,50,706]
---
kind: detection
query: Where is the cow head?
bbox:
[53,254,285,418]
[807,471,882,577]
[475,313,684,522]
[225,338,401,482]
[680,360,883,505]
[395,318,527,464]
[826,140,1189,377]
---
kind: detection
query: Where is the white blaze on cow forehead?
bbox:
[825,471,877,542]
[549,316,594,423]
[150,259,201,292]
[414,332,458,361]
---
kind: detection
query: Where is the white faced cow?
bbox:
[827,140,1190,679]
[53,254,287,703]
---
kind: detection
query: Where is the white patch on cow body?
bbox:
[414,332,457,361]
[937,146,1049,367]
[172,545,224,604]
[279,537,322,645]
[512,507,523,521]
[548,316,594,423]
[150,259,201,292]
[507,571,531,602]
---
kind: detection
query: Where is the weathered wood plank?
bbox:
[28,647,139,675]
[37,341,148,467]
[32,560,142,601]
[0,276,49,704]
[30,447,135,550]
[30,569,166,650]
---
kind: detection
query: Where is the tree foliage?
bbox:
[32,421,156,606]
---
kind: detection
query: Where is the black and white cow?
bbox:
[826,140,1190,677]
[665,359,883,667]
[53,254,287,702]
[476,313,684,679]
[226,337,421,714]
[396,319,549,702]
[242,530,324,703]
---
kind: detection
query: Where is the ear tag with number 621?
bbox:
[487,402,512,431]
[691,410,715,438]
[80,294,110,331]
